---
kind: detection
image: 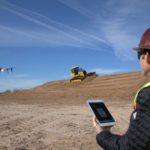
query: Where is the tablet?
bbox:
[87,99,116,127]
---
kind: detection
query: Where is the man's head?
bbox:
[134,28,150,76]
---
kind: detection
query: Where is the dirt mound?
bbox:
[0,71,149,150]
[0,71,147,105]
[31,72,147,104]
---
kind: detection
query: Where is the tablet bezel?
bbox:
[87,99,116,127]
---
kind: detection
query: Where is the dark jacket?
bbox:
[96,86,150,150]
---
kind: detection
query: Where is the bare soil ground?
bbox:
[0,72,148,150]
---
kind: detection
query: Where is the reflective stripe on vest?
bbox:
[133,82,150,109]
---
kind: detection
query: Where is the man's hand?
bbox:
[93,116,112,133]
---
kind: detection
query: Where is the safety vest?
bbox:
[133,82,150,109]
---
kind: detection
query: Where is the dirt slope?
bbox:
[0,71,149,150]
[1,71,146,105]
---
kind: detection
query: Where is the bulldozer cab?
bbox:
[71,66,79,75]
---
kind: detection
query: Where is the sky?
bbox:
[0,0,150,92]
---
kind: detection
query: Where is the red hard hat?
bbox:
[134,28,150,51]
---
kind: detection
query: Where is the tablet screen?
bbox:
[89,102,115,124]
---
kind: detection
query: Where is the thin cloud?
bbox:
[96,0,150,60]
[0,1,107,50]
[57,0,100,19]
[0,25,107,50]
[0,25,84,48]
[11,74,29,78]
[0,78,44,92]
[61,75,70,80]
[0,0,150,59]
[12,4,106,44]
[89,68,122,75]
[0,4,82,42]
[56,0,150,60]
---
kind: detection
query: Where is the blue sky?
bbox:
[0,0,149,92]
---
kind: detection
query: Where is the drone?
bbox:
[0,67,14,73]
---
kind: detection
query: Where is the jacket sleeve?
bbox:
[96,87,150,150]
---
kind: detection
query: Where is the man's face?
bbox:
[139,52,150,76]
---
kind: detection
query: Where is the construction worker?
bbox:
[93,28,150,150]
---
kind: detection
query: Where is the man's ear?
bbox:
[146,52,150,64]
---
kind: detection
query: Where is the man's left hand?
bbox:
[93,116,112,133]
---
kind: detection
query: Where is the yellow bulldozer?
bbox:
[70,66,96,83]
